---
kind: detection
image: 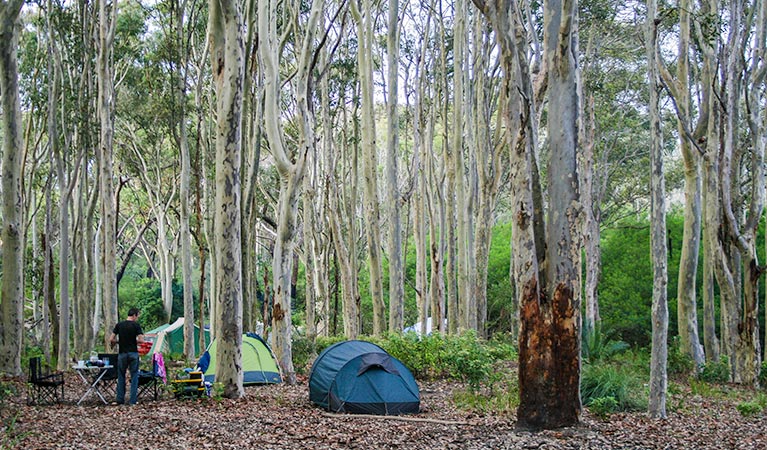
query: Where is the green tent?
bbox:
[197,333,282,385]
[145,318,210,356]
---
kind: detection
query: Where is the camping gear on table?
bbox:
[309,340,420,415]
[196,333,281,385]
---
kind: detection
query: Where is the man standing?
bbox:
[109,307,144,405]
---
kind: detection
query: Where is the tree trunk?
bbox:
[452,0,469,332]
[98,0,119,349]
[167,0,196,362]
[698,0,720,364]
[647,4,668,419]
[259,0,322,383]
[386,0,404,335]
[350,0,386,336]
[0,0,25,377]
[473,0,581,429]
[209,0,245,399]
[579,92,601,339]
[472,19,503,337]
[412,15,431,337]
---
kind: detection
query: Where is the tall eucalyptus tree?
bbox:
[472,0,582,428]
[258,0,325,383]
[657,0,704,367]
[647,0,668,419]
[386,0,404,334]
[97,0,119,349]
[209,0,246,399]
[0,0,25,377]
[350,0,386,335]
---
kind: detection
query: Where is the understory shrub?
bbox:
[581,363,647,411]
[582,325,629,364]
[736,400,764,417]
[452,368,519,414]
[735,392,767,417]
[698,355,730,384]
[667,336,695,376]
[588,396,619,419]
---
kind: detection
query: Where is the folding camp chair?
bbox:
[27,356,65,405]
[137,353,165,401]
[97,353,119,398]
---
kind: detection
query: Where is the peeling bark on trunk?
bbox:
[209,0,245,399]
[473,0,581,429]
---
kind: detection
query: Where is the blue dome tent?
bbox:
[309,340,420,415]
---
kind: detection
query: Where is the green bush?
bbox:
[452,373,519,414]
[736,401,763,417]
[487,332,517,361]
[581,363,647,411]
[291,334,318,375]
[588,396,619,419]
[0,380,15,408]
[698,355,730,384]
[582,324,629,364]
[667,336,695,376]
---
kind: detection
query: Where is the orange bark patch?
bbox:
[273,303,285,321]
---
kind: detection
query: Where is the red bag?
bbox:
[138,341,152,356]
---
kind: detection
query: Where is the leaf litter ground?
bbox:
[3,373,766,449]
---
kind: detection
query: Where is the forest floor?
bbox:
[2,371,767,449]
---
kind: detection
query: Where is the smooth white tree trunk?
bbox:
[647,2,668,419]
[0,0,25,376]
[209,0,245,398]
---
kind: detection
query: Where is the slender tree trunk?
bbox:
[698,0,720,364]
[259,0,322,383]
[412,16,431,337]
[209,0,245,399]
[453,0,470,332]
[98,0,119,349]
[386,0,404,335]
[350,0,386,336]
[0,0,25,377]
[472,21,503,337]
[647,4,668,419]
[167,0,196,361]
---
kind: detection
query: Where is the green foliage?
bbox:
[667,336,695,376]
[452,371,519,414]
[758,361,767,389]
[588,396,619,419]
[290,334,315,375]
[698,356,730,384]
[736,400,764,417]
[581,363,647,411]
[210,382,225,401]
[291,335,347,374]
[0,380,16,410]
[486,332,517,358]
[582,324,629,364]
[689,378,719,398]
[371,332,449,380]
[599,213,686,347]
